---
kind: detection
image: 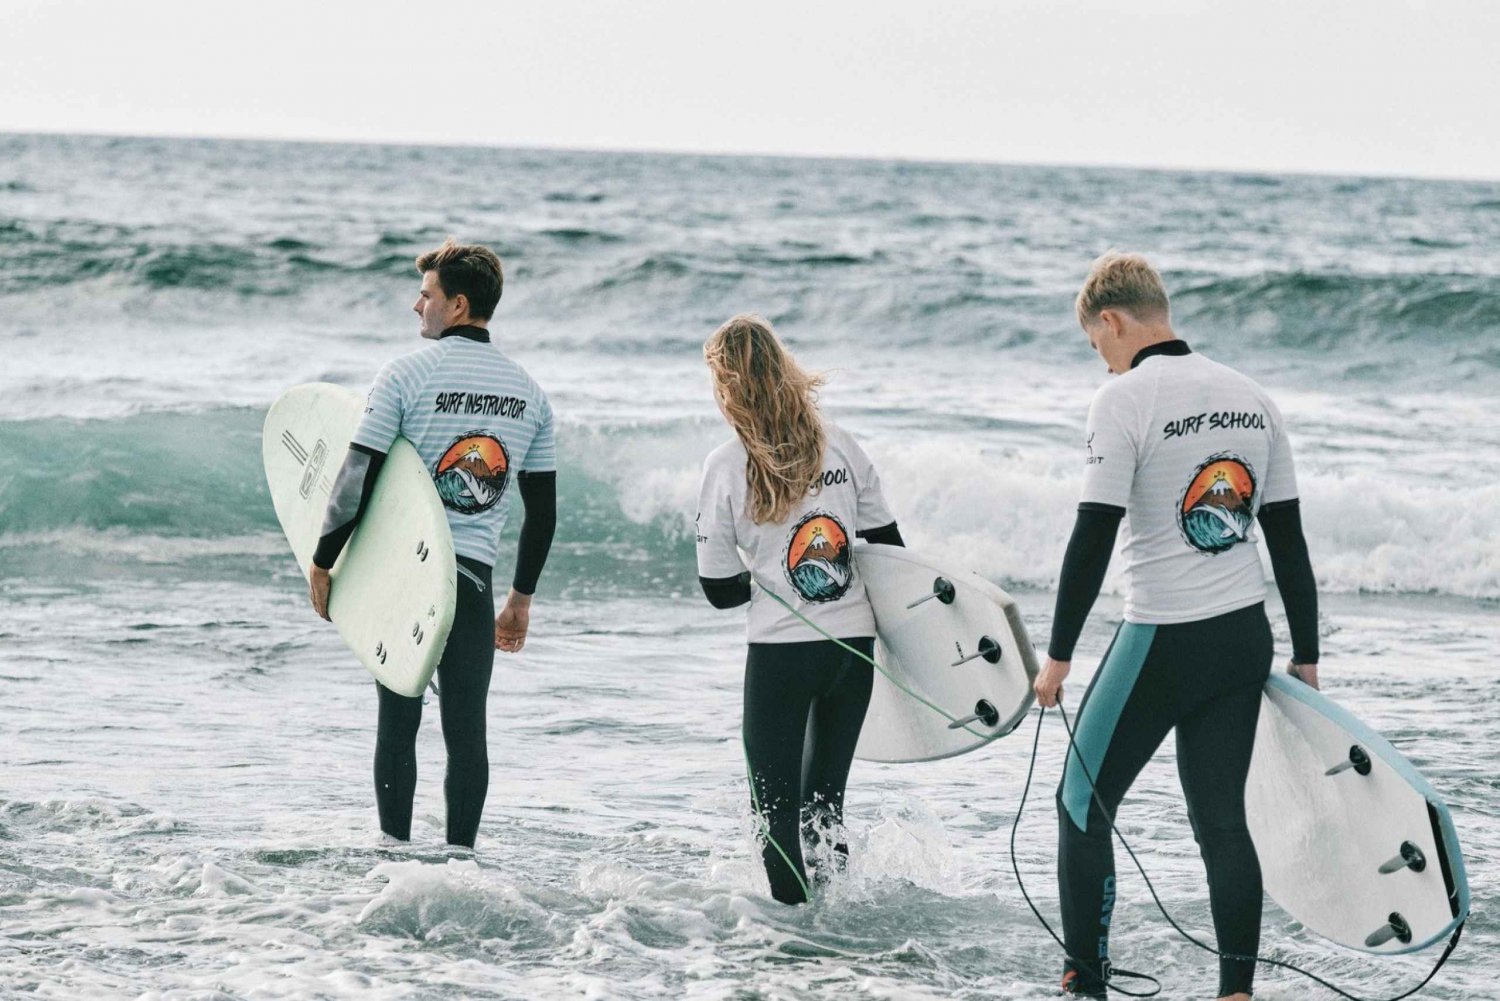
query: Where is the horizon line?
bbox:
[3,125,1497,187]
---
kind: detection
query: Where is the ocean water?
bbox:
[0,132,1497,999]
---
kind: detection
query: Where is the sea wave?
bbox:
[3,408,1493,601]
[0,227,426,296]
[6,217,1495,375]
[1172,271,1500,353]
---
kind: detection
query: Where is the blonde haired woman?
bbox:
[695,314,904,904]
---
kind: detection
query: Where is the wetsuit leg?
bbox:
[1176,606,1273,998]
[800,637,875,878]
[1056,603,1274,997]
[437,557,496,848]
[374,683,423,840]
[1056,623,1177,996]
[743,642,820,903]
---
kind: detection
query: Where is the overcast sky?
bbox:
[5,0,1498,180]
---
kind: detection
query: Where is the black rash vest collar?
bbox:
[1130,339,1192,369]
[440,324,491,343]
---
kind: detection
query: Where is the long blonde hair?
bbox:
[704,314,826,525]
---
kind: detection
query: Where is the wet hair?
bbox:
[1076,251,1170,327]
[415,238,504,320]
[704,314,826,525]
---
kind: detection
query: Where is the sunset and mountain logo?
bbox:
[1177,452,1258,555]
[433,432,509,514]
[783,511,853,602]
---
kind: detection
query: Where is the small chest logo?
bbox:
[783,511,853,603]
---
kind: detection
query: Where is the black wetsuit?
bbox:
[1048,343,1319,999]
[1055,601,1275,998]
[314,341,557,846]
[743,636,876,902]
[375,555,496,846]
[701,521,903,903]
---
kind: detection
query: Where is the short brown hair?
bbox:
[416,238,504,320]
[1076,251,1170,327]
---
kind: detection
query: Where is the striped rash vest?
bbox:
[352,328,556,567]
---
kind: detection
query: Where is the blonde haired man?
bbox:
[1035,253,1320,1000]
[308,239,557,849]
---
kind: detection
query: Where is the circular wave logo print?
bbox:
[1177,453,1257,555]
[783,511,853,603]
[433,432,509,514]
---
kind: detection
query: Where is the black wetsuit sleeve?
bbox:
[1047,503,1125,662]
[700,572,752,609]
[511,471,557,596]
[856,521,906,547]
[312,444,387,570]
[1257,499,1320,664]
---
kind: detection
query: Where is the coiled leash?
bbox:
[747,577,1464,998]
[1015,701,1467,1000]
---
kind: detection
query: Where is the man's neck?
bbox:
[1133,323,1176,350]
[439,322,491,343]
[1129,334,1191,370]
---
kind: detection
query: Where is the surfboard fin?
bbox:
[951,635,1002,666]
[1378,841,1427,874]
[906,576,957,609]
[946,699,1000,730]
[1363,912,1412,947]
[1324,744,1372,776]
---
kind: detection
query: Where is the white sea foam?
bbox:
[607,432,1500,600]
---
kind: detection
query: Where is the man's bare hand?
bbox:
[308,564,332,621]
[1034,657,1071,708]
[1288,661,1319,690]
[495,590,532,653]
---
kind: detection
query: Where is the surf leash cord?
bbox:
[737,578,986,910]
[748,577,1156,994]
[1011,701,1466,1001]
[742,723,814,903]
[753,575,1465,999]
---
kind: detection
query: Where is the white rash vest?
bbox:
[696,423,897,644]
[352,328,556,567]
[1080,343,1299,624]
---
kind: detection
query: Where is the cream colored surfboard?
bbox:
[262,383,456,697]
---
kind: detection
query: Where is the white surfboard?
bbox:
[1246,673,1470,953]
[853,544,1039,763]
[262,383,457,697]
